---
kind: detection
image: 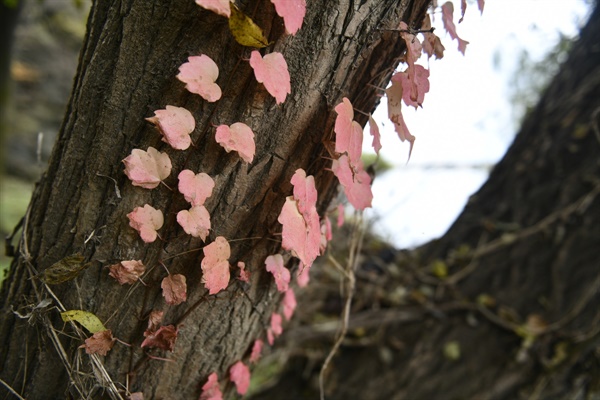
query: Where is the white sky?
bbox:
[363,0,591,248]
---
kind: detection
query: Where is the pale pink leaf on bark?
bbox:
[229,361,251,395]
[249,51,291,104]
[177,55,222,102]
[399,21,422,65]
[441,2,469,55]
[249,339,264,363]
[127,204,164,243]
[215,123,255,163]
[108,260,145,285]
[265,254,290,293]
[271,0,306,34]
[177,205,211,241]
[337,204,345,227]
[237,261,250,282]
[178,170,215,207]
[290,169,317,216]
[267,313,283,345]
[146,106,195,150]
[278,197,320,268]
[123,147,172,189]
[200,373,223,400]
[296,262,310,287]
[141,325,178,351]
[334,98,363,164]
[368,114,381,154]
[195,0,230,17]
[161,274,187,306]
[332,156,373,210]
[282,288,297,321]
[79,330,116,356]
[201,236,231,295]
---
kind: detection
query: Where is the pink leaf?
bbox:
[229,361,251,395]
[334,98,363,164]
[201,236,231,295]
[282,289,297,321]
[177,205,211,241]
[141,325,178,351]
[127,204,164,243]
[319,217,332,255]
[337,204,345,227]
[270,0,306,35]
[123,147,172,189]
[459,0,467,23]
[368,115,381,154]
[386,79,415,157]
[331,156,373,210]
[199,373,223,400]
[296,262,310,287]
[215,123,255,163]
[399,22,422,66]
[441,2,469,55]
[108,260,145,285]
[178,170,215,207]
[249,51,291,104]
[161,274,187,306]
[249,339,264,363]
[195,0,230,17]
[265,254,290,293]
[267,313,283,345]
[290,169,318,216]
[79,330,116,356]
[278,197,320,268]
[392,66,430,109]
[422,14,445,60]
[177,55,222,102]
[237,261,250,282]
[146,106,195,150]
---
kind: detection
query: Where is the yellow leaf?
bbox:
[40,254,89,284]
[229,4,270,48]
[61,310,106,333]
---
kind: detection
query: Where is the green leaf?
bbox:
[60,310,106,333]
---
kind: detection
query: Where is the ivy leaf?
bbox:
[278,197,316,267]
[200,373,223,400]
[270,0,306,35]
[249,51,291,104]
[249,339,263,363]
[368,115,382,155]
[123,147,172,189]
[141,324,178,352]
[201,236,231,295]
[61,310,106,333]
[282,288,297,321]
[267,313,283,345]
[229,3,270,48]
[441,2,469,55]
[108,260,145,285]
[331,155,373,210]
[229,361,251,395]
[296,262,310,287]
[392,65,430,109]
[161,274,187,306]
[386,79,415,157]
[177,205,211,241]
[265,254,290,293]
[177,55,222,102]
[178,170,215,207]
[146,106,195,150]
[215,123,255,163]
[334,97,363,163]
[79,330,116,356]
[195,0,230,17]
[127,204,164,243]
[319,217,332,255]
[422,14,445,60]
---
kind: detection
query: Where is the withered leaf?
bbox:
[40,254,90,284]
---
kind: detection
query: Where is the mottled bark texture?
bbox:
[0,0,430,399]
[250,4,600,400]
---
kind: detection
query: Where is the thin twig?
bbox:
[0,378,26,400]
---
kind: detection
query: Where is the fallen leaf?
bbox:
[229,3,270,48]
[249,51,291,104]
[108,260,145,285]
[178,169,215,207]
[200,373,223,400]
[61,310,106,333]
[128,204,164,243]
[229,361,251,395]
[177,205,211,241]
[215,123,255,163]
[123,147,172,189]
[161,274,187,305]
[201,236,231,294]
[195,0,230,17]
[79,329,116,356]
[177,55,222,102]
[270,0,306,34]
[146,106,195,150]
[265,254,290,292]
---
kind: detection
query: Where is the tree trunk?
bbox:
[0,0,430,399]
[250,4,600,400]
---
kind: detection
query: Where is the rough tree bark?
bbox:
[0,0,431,399]
[250,4,600,400]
